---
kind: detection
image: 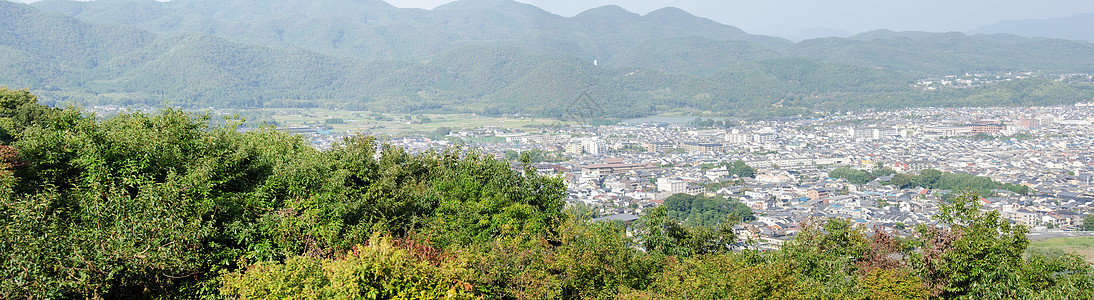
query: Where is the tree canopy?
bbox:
[886,169,1031,195]
[661,193,754,227]
[829,166,895,185]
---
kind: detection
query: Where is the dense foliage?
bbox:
[688,118,740,129]
[661,193,754,227]
[1082,214,1094,231]
[828,166,1030,196]
[0,88,566,298]
[624,192,1094,299]
[726,160,758,178]
[2,89,1092,299]
[701,160,757,178]
[829,166,897,185]
[887,169,1031,195]
[503,149,569,163]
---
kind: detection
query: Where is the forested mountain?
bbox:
[30,0,790,61]
[4,0,1094,118]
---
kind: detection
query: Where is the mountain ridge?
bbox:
[970,12,1094,43]
[29,0,792,59]
[4,0,1094,118]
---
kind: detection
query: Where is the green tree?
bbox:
[0,92,575,298]
[620,252,822,299]
[425,151,566,248]
[5,89,1093,299]
[2,108,267,298]
[918,169,942,188]
[829,167,871,184]
[781,218,870,286]
[220,234,478,299]
[1082,214,1094,231]
[0,88,58,145]
[504,149,519,161]
[552,217,658,299]
[914,191,1093,299]
[861,268,927,300]
[726,160,757,178]
[921,192,1028,298]
[888,173,914,189]
[636,206,737,258]
[661,193,753,227]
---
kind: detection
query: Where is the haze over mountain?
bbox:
[781,28,855,43]
[3,0,1094,118]
[431,0,1094,37]
[971,13,1094,43]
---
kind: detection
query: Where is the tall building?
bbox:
[564,143,582,155]
[581,138,604,156]
[753,134,776,144]
[1015,119,1041,128]
[850,127,900,140]
[682,142,724,153]
[657,179,687,194]
[726,129,750,144]
[643,142,676,152]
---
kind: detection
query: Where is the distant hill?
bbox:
[27,0,1094,75]
[970,13,1094,43]
[790,30,1094,74]
[5,0,1094,118]
[30,0,791,61]
[782,27,855,43]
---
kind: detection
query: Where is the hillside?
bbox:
[30,0,791,61]
[4,0,1094,118]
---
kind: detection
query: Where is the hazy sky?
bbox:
[382,0,1094,36]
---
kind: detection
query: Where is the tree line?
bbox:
[829,166,1030,196]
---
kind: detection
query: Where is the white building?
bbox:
[726,129,750,144]
[753,134,776,144]
[564,143,582,155]
[657,179,687,194]
[581,138,605,156]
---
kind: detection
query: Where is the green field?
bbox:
[1028,237,1094,262]
[211,108,571,136]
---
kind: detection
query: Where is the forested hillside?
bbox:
[3,88,1092,298]
[4,0,1094,118]
[30,0,791,60]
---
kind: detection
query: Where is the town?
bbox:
[274,103,1094,247]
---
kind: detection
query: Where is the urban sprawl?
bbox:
[304,104,1094,248]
